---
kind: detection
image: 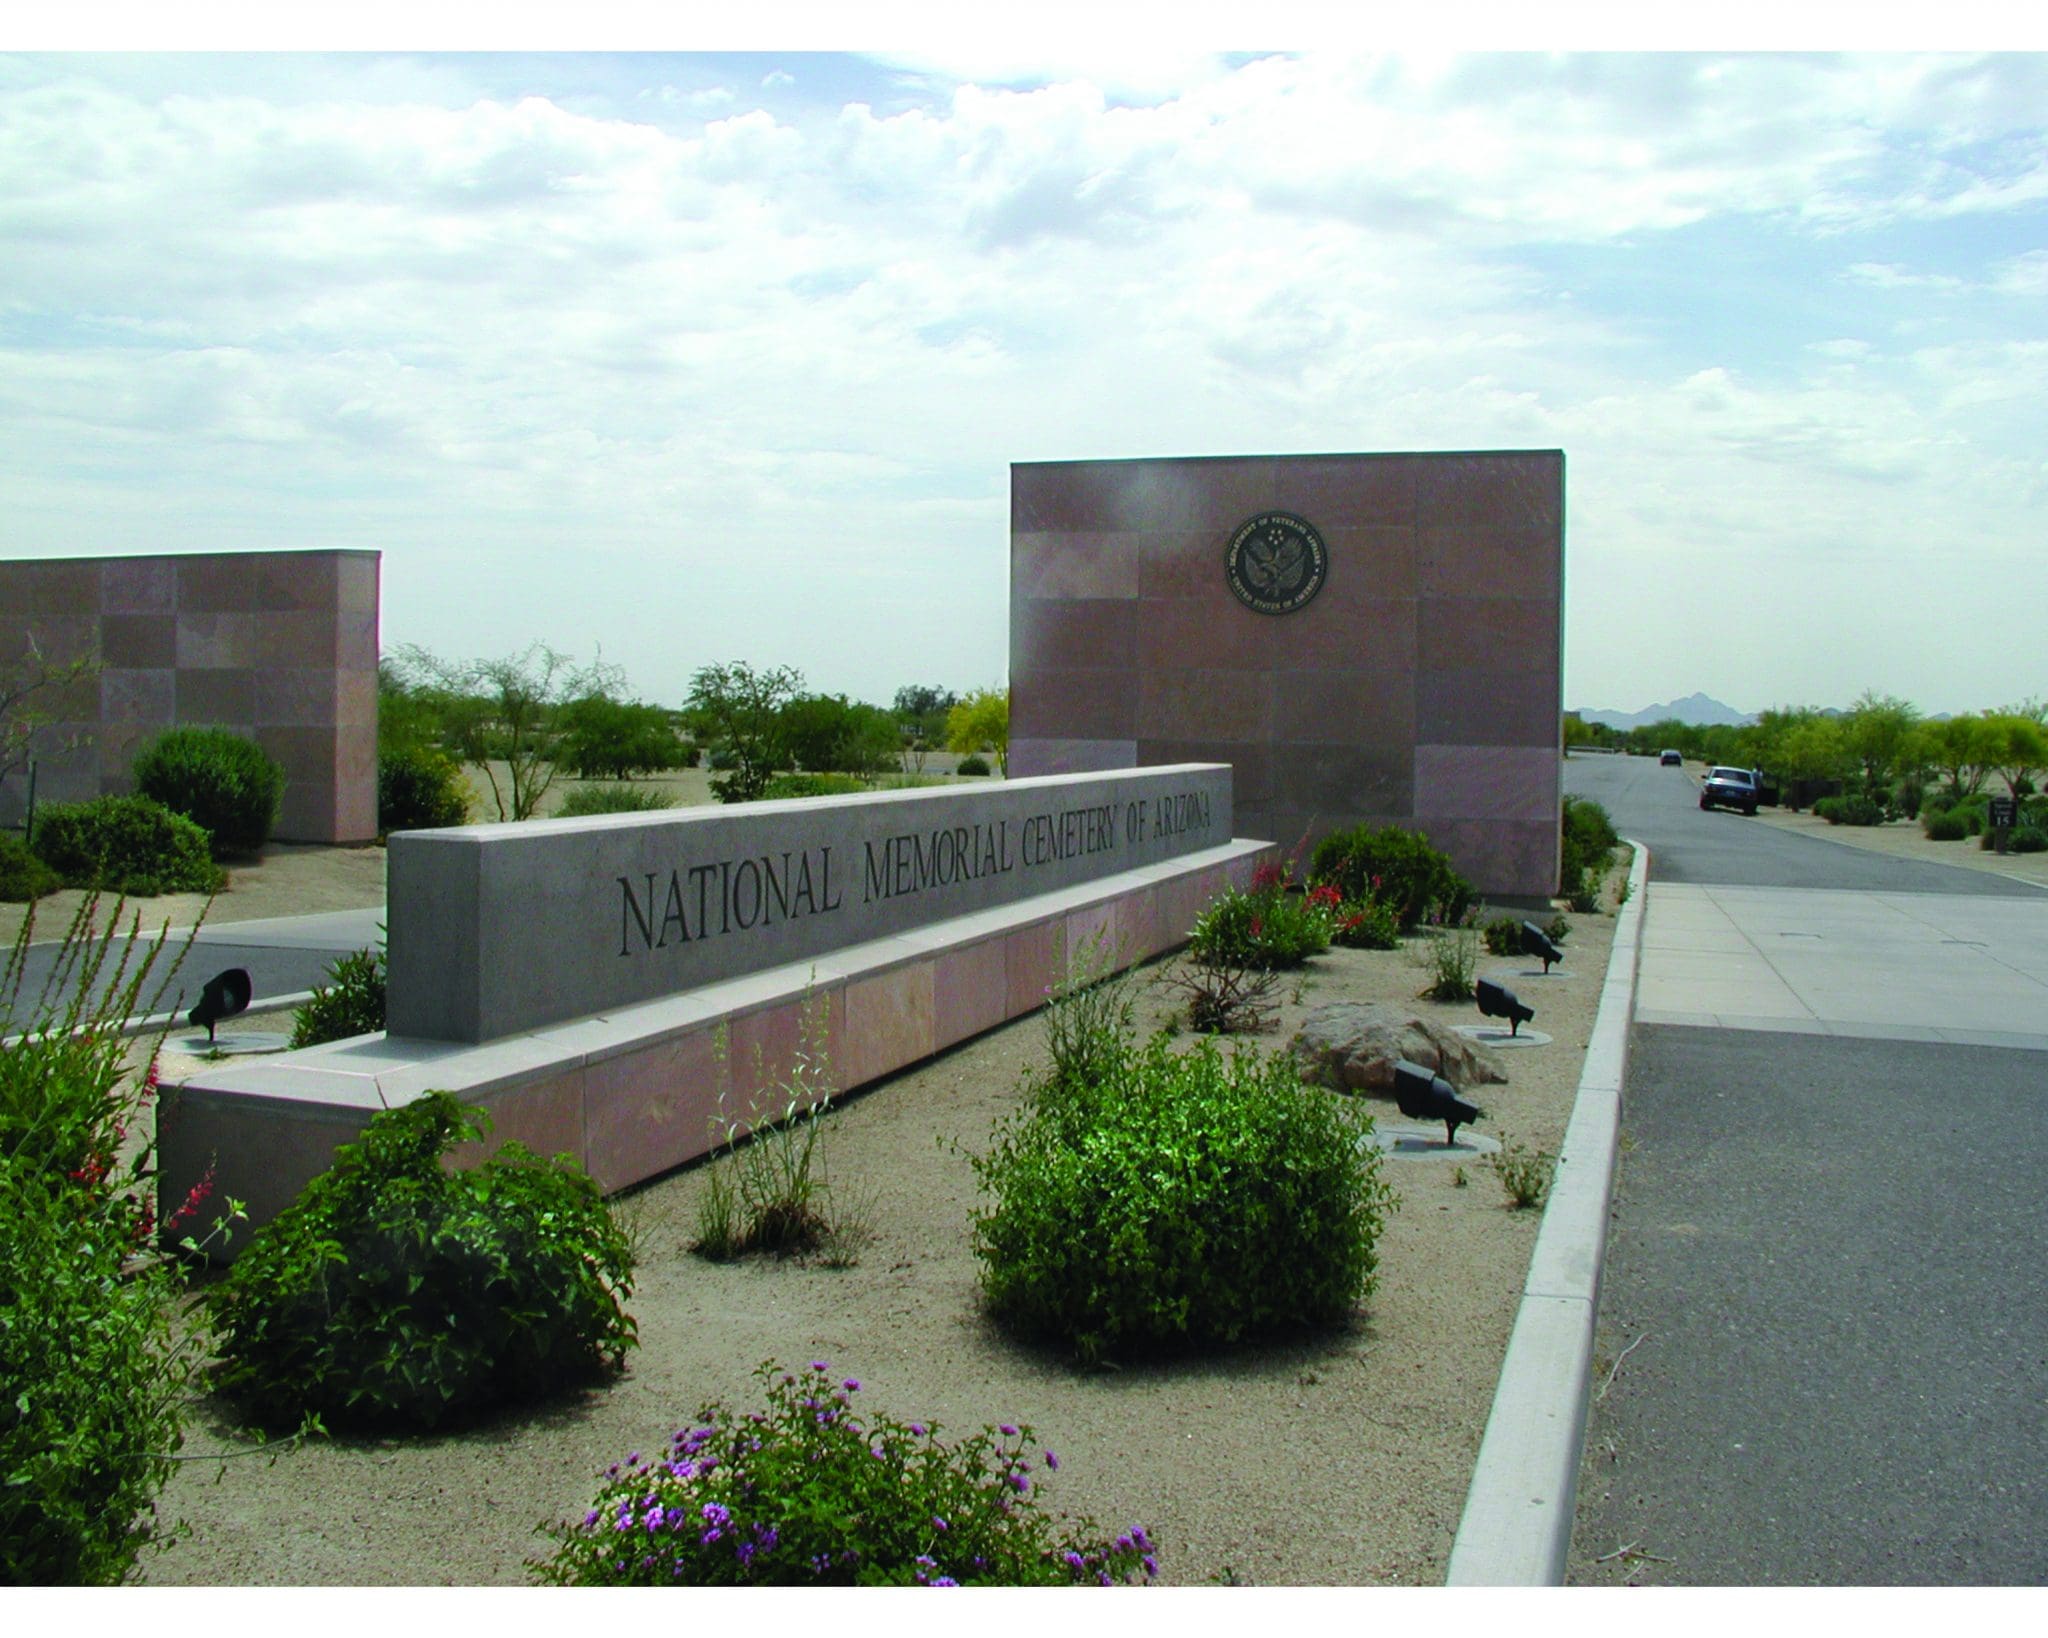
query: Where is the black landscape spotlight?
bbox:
[1392,1057,1486,1148]
[1522,920,1563,974]
[189,967,253,1044]
[1475,977,1535,1037]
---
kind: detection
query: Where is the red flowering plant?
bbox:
[1,892,244,1583]
[1187,840,1333,971]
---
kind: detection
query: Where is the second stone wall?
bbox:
[0,550,379,846]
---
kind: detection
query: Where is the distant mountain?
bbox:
[1571,692,1753,731]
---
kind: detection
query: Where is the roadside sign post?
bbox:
[1989,794,2017,854]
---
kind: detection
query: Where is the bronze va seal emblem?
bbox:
[1225,511,1328,615]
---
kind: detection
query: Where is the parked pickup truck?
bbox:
[1699,765,1760,816]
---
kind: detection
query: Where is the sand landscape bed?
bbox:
[91,843,1617,1587]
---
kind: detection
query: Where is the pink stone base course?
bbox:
[159,839,1276,1255]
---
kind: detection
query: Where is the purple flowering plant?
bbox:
[535,1360,1156,1587]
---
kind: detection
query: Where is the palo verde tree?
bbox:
[390,643,621,821]
[946,687,1009,776]
[553,694,690,781]
[778,693,900,778]
[688,661,805,803]
[1840,689,1923,799]
[1981,709,2048,801]
[1914,714,2000,804]
[2,630,103,801]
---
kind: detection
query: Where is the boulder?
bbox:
[1290,1002,1508,1095]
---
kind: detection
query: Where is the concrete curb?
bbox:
[1443,837,1651,1586]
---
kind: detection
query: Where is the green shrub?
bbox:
[1482,915,1523,956]
[0,1159,187,1584]
[536,1360,1157,1586]
[970,1032,1397,1363]
[1310,824,1472,928]
[2,898,215,1584]
[30,796,225,896]
[0,831,61,902]
[1949,792,1991,833]
[1489,1137,1556,1210]
[2009,826,2047,854]
[554,783,677,818]
[1814,794,1884,826]
[760,771,870,800]
[1039,932,1141,1095]
[1417,928,1478,1001]
[692,995,863,1265]
[288,945,386,1049]
[1544,913,1571,945]
[377,744,470,834]
[1889,779,1927,822]
[1922,807,1971,841]
[955,754,991,777]
[1330,895,1400,950]
[1559,795,1620,891]
[1187,872,1332,970]
[132,727,284,857]
[206,1092,637,1430]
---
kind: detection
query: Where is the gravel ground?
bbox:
[112,852,1621,1588]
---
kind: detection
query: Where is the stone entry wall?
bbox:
[0,550,379,845]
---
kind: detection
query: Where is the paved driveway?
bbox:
[3,908,384,1034]
[1566,755,2048,1584]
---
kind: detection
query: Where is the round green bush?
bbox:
[1947,793,1989,833]
[1560,795,1620,889]
[955,754,991,777]
[288,945,386,1048]
[1922,808,1971,841]
[2009,826,2047,854]
[1482,914,1523,956]
[971,1035,1396,1363]
[1813,794,1884,827]
[0,832,62,903]
[30,796,225,896]
[206,1092,637,1430]
[554,782,677,818]
[377,745,470,834]
[1310,824,1472,928]
[132,727,284,857]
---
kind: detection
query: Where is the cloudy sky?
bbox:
[4,12,2045,719]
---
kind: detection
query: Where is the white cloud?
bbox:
[1,49,2044,715]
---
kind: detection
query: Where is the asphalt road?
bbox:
[3,909,382,1036]
[1564,753,2046,896]
[1564,753,2048,1584]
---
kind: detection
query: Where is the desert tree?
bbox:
[1,630,102,797]
[390,643,620,821]
[1840,689,1922,798]
[1914,715,1999,804]
[688,661,805,803]
[1981,711,2048,802]
[945,687,1010,776]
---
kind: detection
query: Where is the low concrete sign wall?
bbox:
[387,764,1233,1042]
